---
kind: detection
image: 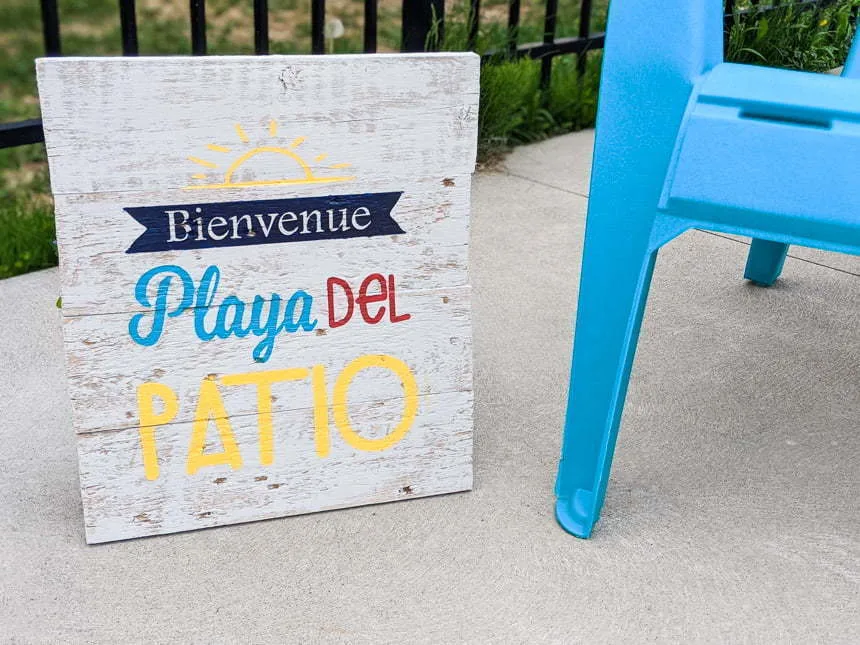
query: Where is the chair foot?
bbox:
[744,239,789,286]
[555,489,597,538]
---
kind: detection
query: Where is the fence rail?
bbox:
[0,0,845,149]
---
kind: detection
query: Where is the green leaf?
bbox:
[756,18,770,42]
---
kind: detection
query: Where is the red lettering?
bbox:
[327,276,354,328]
[388,274,411,323]
[357,273,387,324]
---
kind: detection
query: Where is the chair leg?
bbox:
[555,241,658,538]
[744,238,789,286]
[553,0,723,537]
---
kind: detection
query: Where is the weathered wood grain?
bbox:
[37,54,479,196]
[37,54,477,543]
[64,285,471,434]
[54,175,471,316]
[79,389,473,543]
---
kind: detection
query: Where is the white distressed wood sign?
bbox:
[37,54,478,543]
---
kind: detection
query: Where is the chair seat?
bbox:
[661,63,860,254]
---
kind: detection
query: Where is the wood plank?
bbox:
[64,285,471,434]
[78,389,473,543]
[37,54,479,196]
[54,175,471,316]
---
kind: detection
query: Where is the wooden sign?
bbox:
[37,54,478,543]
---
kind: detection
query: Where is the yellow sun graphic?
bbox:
[184,120,355,190]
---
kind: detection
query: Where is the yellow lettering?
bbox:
[186,379,243,475]
[312,364,330,457]
[140,354,419,478]
[332,354,418,452]
[221,368,309,466]
[137,382,179,481]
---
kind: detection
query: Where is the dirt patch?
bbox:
[0,32,21,57]
[138,0,189,23]
[2,162,47,191]
[61,19,118,40]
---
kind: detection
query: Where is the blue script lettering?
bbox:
[128,264,317,362]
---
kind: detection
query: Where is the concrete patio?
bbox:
[1,130,857,643]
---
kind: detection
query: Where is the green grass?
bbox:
[0,195,56,280]
[0,0,857,279]
[727,0,859,70]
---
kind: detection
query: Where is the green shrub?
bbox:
[727,0,860,72]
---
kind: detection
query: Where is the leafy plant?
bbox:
[727,0,860,71]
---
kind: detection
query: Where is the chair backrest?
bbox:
[844,26,860,77]
[588,2,724,227]
[592,0,860,253]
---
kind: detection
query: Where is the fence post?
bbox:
[119,0,139,56]
[402,0,444,52]
[576,0,592,78]
[723,0,734,51]
[507,0,521,58]
[311,0,325,54]
[364,0,378,53]
[40,0,61,56]
[189,0,207,55]
[254,0,269,54]
[467,0,481,51]
[540,0,559,90]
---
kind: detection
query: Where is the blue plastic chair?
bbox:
[555,1,860,538]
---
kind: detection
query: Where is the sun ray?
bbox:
[188,156,218,169]
[186,128,356,190]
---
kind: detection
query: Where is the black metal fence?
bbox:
[0,0,844,150]
[2,0,605,150]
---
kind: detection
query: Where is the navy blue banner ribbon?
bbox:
[125,192,404,254]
